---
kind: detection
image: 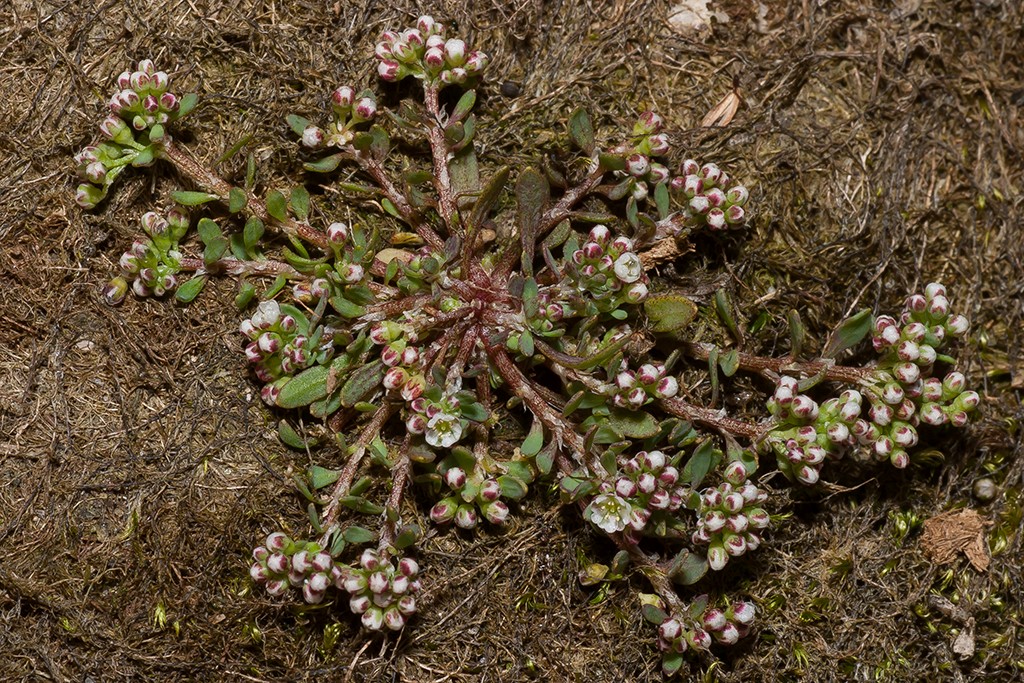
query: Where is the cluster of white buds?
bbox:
[369,320,430,404]
[250,532,343,605]
[375,16,489,86]
[240,300,333,396]
[298,88,378,149]
[765,377,862,483]
[74,143,128,208]
[857,284,976,468]
[611,112,672,202]
[657,599,756,658]
[406,388,463,449]
[430,465,510,528]
[341,549,421,631]
[603,361,680,409]
[691,464,769,571]
[563,225,650,312]
[584,451,689,540]
[111,208,190,301]
[668,160,749,232]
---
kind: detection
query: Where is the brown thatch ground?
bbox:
[2,1,1023,681]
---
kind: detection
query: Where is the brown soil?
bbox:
[2,1,1022,682]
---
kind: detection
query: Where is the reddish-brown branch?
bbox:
[160,141,328,249]
[684,342,873,384]
[658,397,766,440]
[178,256,299,279]
[379,434,412,552]
[422,85,459,233]
[351,151,445,251]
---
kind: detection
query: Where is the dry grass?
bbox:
[1,0,1023,681]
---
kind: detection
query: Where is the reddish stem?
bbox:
[685,342,873,384]
[422,84,459,232]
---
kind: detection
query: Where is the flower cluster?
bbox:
[561,226,650,312]
[249,531,342,604]
[657,599,756,655]
[608,112,673,203]
[764,377,862,484]
[691,467,769,571]
[430,465,510,528]
[669,160,748,232]
[296,87,378,149]
[341,549,422,631]
[76,60,190,209]
[241,300,333,396]
[407,387,464,449]
[602,361,680,409]
[375,15,489,85]
[109,208,190,302]
[584,450,690,539]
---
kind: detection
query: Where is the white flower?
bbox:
[613,253,643,284]
[251,300,280,328]
[584,494,634,534]
[425,413,463,448]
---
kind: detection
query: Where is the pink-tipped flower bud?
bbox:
[301,126,324,148]
[341,263,365,283]
[700,163,722,184]
[444,38,466,66]
[267,553,289,575]
[943,372,967,395]
[635,110,664,135]
[265,579,288,596]
[637,472,657,494]
[361,607,384,631]
[928,295,950,317]
[648,134,670,156]
[906,294,927,312]
[479,479,501,502]
[716,622,741,645]
[454,504,478,529]
[925,282,947,299]
[483,500,510,524]
[655,375,678,398]
[382,366,409,391]
[353,96,377,121]
[796,464,820,485]
[424,47,445,70]
[332,85,355,109]
[378,59,402,81]
[464,51,489,73]
[946,314,969,336]
[626,154,650,178]
[893,362,920,385]
[707,543,729,571]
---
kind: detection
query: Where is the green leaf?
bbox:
[235,281,256,310]
[370,125,390,159]
[380,197,401,218]
[394,524,421,549]
[644,294,698,333]
[468,166,509,232]
[330,294,366,319]
[307,503,322,533]
[608,409,659,439]
[642,603,668,625]
[308,465,341,489]
[277,421,308,450]
[449,145,480,200]
[516,167,548,276]
[521,420,544,457]
[342,525,376,544]
[228,187,247,213]
[203,237,228,265]
[568,107,595,153]
[460,401,489,422]
[286,114,311,137]
[452,89,476,122]
[276,365,330,408]
[131,146,155,167]
[625,195,638,229]
[788,309,806,358]
[340,359,384,407]
[196,218,222,245]
[263,274,287,299]
[174,275,205,303]
[822,308,873,359]
[339,496,384,515]
[667,549,708,585]
[350,476,372,496]
[715,288,743,343]
[535,441,556,476]
[662,652,684,676]
[654,181,670,220]
[266,189,288,222]
[243,216,264,254]
[681,440,722,489]
[289,186,310,221]
[175,93,198,120]
[598,152,626,172]
[304,154,345,173]
[719,348,740,377]
[172,190,219,206]
[497,475,528,500]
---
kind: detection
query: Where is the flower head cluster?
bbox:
[241,300,333,395]
[657,598,756,657]
[369,320,429,402]
[430,465,510,528]
[584,450,690,540]
[250,531,343,604]
[76,60,191,208]
[375,16,489,85]
[110,208,190,302]
[608,111,673,203]
[765,377,862,484]
[562,226,650,313]
[691,466,769,571]
[602,360,680,409]
[669,160,749,232]
[407,386,464,449]
[341,549,421,631]
[297,88,378,149]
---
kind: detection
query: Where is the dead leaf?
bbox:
[668,0,729,36]
[639,237,694,268]
[920,508,991,572]
[701,90,741,128]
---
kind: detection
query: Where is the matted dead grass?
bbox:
[1,1,1022,681]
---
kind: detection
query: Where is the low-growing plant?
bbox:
[77,15,978,675]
